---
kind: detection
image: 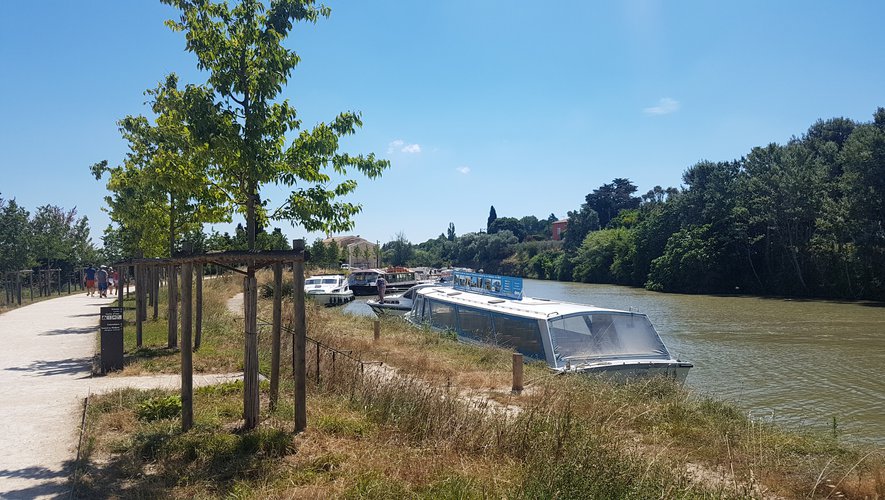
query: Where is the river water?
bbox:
[345,280,885,445]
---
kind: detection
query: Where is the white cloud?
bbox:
[643,97,680,115]
[388,139,421,154]
[456,166,471,175]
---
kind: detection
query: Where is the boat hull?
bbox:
[571,361,692,384]
[307,291,355,307]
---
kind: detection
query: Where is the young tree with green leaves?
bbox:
[162,0,389,429]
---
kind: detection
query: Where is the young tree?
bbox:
[163,0,389,429]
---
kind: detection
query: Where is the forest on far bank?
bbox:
[378,108,885,301]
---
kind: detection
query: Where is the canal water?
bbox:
[345,280,885,445]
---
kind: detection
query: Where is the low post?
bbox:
[512,353,524,393]
[293,239,307,433]
[373,320,381,342]
[181,262,194,431]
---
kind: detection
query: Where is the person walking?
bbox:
[84,265,96,296]
[108,267,118,296]
[96,266,109,298]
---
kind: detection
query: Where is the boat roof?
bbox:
[415,286,637,321]
[307,274,346,279]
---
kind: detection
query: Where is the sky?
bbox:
[2,1,884,247]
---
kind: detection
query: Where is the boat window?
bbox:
[548,313,670,363]
[457,306,495,344]
[305,279,320,285]
[414,295,425,320]
[321,279,337,284]
[428,299,458,331]
[493,314,545,359]
[403,288,416,300]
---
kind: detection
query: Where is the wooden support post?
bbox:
[181,262,194,431]
[152,266,159,320]
[243,274,259,429]
[373,320,381,342]
[195,264,203,351]
[56,270,60,296]
[270,262,282,411]
[118,272,124,309]
[512,353,524,393]
[29,272,34,300]
[293,239,307,433]
[135,265,143,348]
[16,272,22,305]
[67,273,71,295]
[168,265,178,348]
[146,267,153,307]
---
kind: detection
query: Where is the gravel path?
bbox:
[0,293,243,499]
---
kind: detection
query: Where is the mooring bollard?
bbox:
[512,352,524,393]
[373,320,381,342]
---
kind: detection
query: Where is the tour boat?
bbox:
[304,275,354,306]
[405,272,692,382]
[348,267,419,296]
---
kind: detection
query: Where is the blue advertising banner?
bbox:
[453,271,523,300]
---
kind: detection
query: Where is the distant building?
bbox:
[323,235,377,268]
[551,219,568,241]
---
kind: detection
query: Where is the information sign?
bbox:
[100,306,124,373]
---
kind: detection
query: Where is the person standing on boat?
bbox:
[376,275,387,301]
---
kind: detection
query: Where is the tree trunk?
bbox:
[243,275,259,429]
[195,264,203,350]
[168,265,178,348]
[181,262,193,431]
[293,240,306,433]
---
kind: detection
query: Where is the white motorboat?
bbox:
[405,271,692,383]
[366,283,446,316]
[304,275,354,306]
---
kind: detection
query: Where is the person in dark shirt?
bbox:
[376,275,387,301]
[97,266,109,298]
[84,265,96,296]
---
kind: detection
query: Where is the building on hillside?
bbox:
[551,219,568,241]
[323,235,377,269]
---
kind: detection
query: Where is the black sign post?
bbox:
[100,306,124,373]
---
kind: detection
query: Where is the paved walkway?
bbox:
[0,293,242,499]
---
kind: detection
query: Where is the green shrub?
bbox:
[136,395,182,422]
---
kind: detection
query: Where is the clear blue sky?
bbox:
[2,1,884,246]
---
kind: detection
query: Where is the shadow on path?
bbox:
[5,357,92,377]
[0,462,71,499]
[40,326,97,336]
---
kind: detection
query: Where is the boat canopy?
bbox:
[548,312,671,363]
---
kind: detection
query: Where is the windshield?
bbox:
[305,279,321,285]
[548,312,670,364]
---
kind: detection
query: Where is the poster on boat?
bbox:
[453,271,523,300]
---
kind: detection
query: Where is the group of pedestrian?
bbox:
[84,264,119,298]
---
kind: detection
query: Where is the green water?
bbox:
[524,279,885,445]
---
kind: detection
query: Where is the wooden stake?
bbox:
[135,265,143,348]
[293,239,307,433]
[270,262,282,411]
[195,264,203,351]
[152,266,159,320]
[181,262,193,431]
[373,320,381,342]
[512,353,524,393]
[168,265,178,348]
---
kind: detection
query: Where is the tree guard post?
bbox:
[168,265,178,348]
[243,273,260,429]
[373,320,381,342]
[152,266,160,320]
[195,264,203,351]
[270,262,282,411]
[135,264,143,347]
[181,262,194,431]
[293,239,307,433]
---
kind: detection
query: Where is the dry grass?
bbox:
[75,270,885,499]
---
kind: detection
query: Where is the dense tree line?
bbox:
[0,196,98,278]
[390,109,885,300]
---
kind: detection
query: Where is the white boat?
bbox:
[405,272,692,382]
[367,283,447,316]
[304,275,354,307]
